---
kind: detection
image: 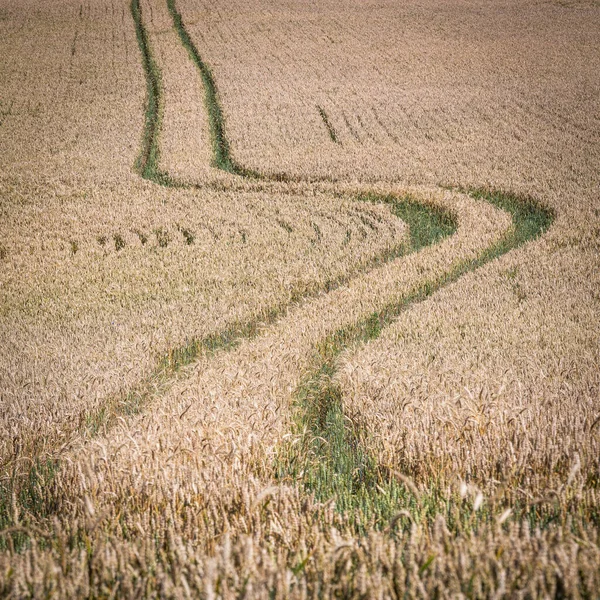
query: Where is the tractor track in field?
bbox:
[123,0,554,524]
[0,0,554,528]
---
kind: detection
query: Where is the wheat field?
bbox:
[0,0,599,597]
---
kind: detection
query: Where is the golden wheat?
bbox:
[0,0,599,596]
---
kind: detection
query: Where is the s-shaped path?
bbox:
[59,0,553,525]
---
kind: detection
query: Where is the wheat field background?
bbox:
[0,0,599,597]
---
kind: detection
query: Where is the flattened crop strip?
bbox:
[131,0,161,181]
[277,188,553,530]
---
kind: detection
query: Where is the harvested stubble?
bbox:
[1,0,599,596]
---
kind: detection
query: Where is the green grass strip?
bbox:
[166,0,257,176]
[276,188,554,532]
[131,0,175,185]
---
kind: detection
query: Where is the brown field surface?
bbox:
[0,0,599,596]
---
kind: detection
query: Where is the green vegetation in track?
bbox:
[166,0,257,176]
[131,0,160,180]
[317,105,340,144]
[131,0,175,185]
[276,188,554,532]
[357,192,456,251]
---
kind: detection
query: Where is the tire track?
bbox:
[126,0,553,524]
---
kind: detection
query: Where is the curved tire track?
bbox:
[73,0,458,439]
[125,0,554,521]
[0,0,554,552]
